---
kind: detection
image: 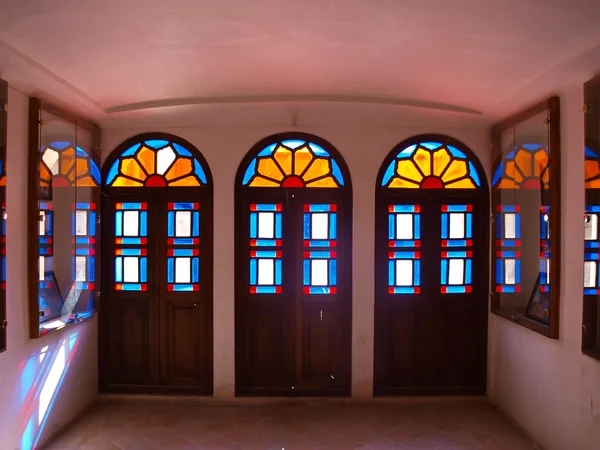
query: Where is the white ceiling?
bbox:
[1,0,600,127]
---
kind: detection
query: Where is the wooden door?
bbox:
[374,193,487,394]
[235,189,351,396]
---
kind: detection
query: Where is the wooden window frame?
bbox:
[0,79,7,352]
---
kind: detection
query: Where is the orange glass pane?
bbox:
[112,176,143,187]
[504,161,523,183]
[76,176,97,187]
[60,148,76,177]
[396,160,423,183]
[39,164,52,183]
[389,177,419,188]
[165,158,193,181]
[515,150,533,177]
[249,176,280,187]
[432,148,451,176]
[541,168,550,185]
[585,160,600,181]
[533,150,549,177]
[497,179,518,189]
[306,176,338,187]
[445,178,477,189]
[586,179,600,188]
[294,147,313,175]
[40,180,49,187]
[168,176,201,187]
[303,158,331,182]
[257,158,284,181]
[137,146,156,175]
[274,146,293,176]
[0,177,5,187]
[75,158,89,178]
[120,158,147,182]
[441,160,467,183]
[413,148,431,176]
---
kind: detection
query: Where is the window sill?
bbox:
[491,309,554,339]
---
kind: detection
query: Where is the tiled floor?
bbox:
[46,397,540,450]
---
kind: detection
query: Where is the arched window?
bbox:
[235,133,352,396]
[374,135,488,395]
[584,148,600,295]
[101,133,213,393]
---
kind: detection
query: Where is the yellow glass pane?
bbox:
[306,176,338,187]
[585,161,600,181]
[257,157,284,181]
[441,160,467,183]
[432,148,451,176]
[274,146,293,176]
[137,146,156,175]
[396,160,423,183]
[75,158,89,178]
[497,179,518,189]
[533,150,549,177]
[39,164,52,182]
[445,178,476,189]
[515,150,533,177]
[249,176,280,187]
[294,147,313,175]
[120,158,147,182]
[165,158,193,181]
[76,176,97,187]
[169,176,201,187]
[388,177,419,188]
[504,161,523,183]
[303,158,331,182]
[60,148,76,177]
[112,176,143,187]
[413,148,431,176]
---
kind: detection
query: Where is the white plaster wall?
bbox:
[0,88,98,450]
[488,84,600,450]
[102,120,490,400]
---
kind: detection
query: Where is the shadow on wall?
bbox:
[19,331,79,450]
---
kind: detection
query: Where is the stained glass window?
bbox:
[388,205,421,294]
[495,205,521,293]
[105,139,209,187]
[241,140,344,188]
[167,202,200,291]
[491,144,549,189]
[114,202,148,291]
[40,142,100,188]
[381,142,482,189]
[72,202,96,290]
[249,204,283,293]
[440,205,473,294]
[303,204,337,294]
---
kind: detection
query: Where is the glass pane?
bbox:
[449,213,465,239]
[257,259,274,285]
[311,213,329,239]
[123,211,139,236]
[584,261,596,288]
[258,212,274,239]
[39,256,45,281]
[75,256,86,282]
[75,210,87,236]
[395,260,413,286]
[175,211,191,237]
[123,257,139,282]
[448,259,464,285]
[39,211,46,235]
[396,214,413,239]
[585,214,597,240]
[311,259,328,286]
[505,259,516,285]
[175,257,191,283]
[505,213,516,239]
[156,146,176,175]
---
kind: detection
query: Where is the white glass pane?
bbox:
[448,259,464,285]
[156,146,176,175]
[258,212,274,239]
[175,257,191,283]
[395,260,413,286]
[449,213,465,239]
[504,259,516,285]
[42,149,59,175]
[175,211,191,237]
[75,211,87,236]
[311,259,328,286]
[585,214,598,241]
[123,211,139,237]
[584,261,596,288]
[39,256,45,281]
[75,256,86,282]
[258,259,274,285]
[123,257,139,283]
[546,259,551,278]
[504,213,516,239]
[312,214,329,239]
[39,211,46,236]
[396,214,413,239]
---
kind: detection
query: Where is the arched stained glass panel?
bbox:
[491,145,549,189]
[585,147,600,188]
[104,139,208,187]
[40,142,100,188]
[241,139,344,188]
[381,141,482,189]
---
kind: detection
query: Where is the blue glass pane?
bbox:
[414,214,421,240]
[275,213,282,239]
[115,257,122,282]
[168,258,174,283]
[250,213,257,239]
[303,214,310,239]
[254,251,278,258]
[193,159,208,184]
[253,239,279,246]
[330,213,337,239]
[258,143,277,156]
[306,240,333,247]
[307,287,333,294]
[253,204,279,211]
[106,161,120,185]
[468,162,481,187]
[330,260,337,286]
[390,252,417,259]
[381,161,396,186]
[303,259,310,286]
[465,259,472,284]
[441,214,448,239]
[445,251,468,258]
[275,260,282,285]
[331,160,344,185]
[447,145,466,158]
[506,149,515,159]
[588,206,600,212]
[585,242,600,248]
[516,260,521,284]
[192,258,199,283]
[89,212,96,236]
[308,143,330,156]
[121,284,144,291]
[390,287,417,294]
[193,212,200,236]
[446,205,468,212]
[172,142,192,156]
[140,257,147,283]
[172,285,195,292]
[242,159,257,185]
[282,140,305,149]
[250,259,257,285]
[172,249,194,256]
[496,260,503,284]
[90,160,101,183]
[388,214,395,239]
[122,143,141,157]
[441,259,448,285]
[120,202,143,209]
[140,212,148,236]
[397,144,417,159]
[49,141,70,150]
[119,249,142,256]
[420,142,442,150]
[89,258,95,282]
[309,204,331,212]
[388,260,394,286]
[444,240,469,247]
[414,261,421,286]
[491,163,503,187]
[172,203,193,210]
[445,286,467,294]
[309,251,331,258]
[75,146,88,157]
[585,288,598,295]
[466,213,472,239]
[145,140,169,149]
[515,214,521,238]
[501,286,517,293]
[255,286,277,294]
[523,143,542,150]
[585,147,599,158]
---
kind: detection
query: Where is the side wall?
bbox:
[0,88,98,450]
